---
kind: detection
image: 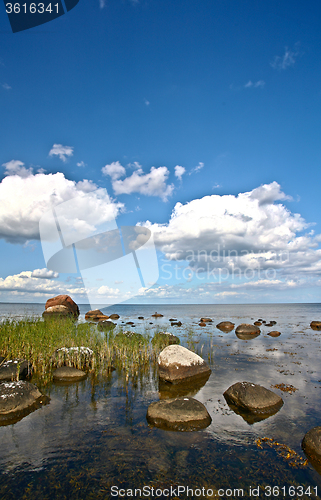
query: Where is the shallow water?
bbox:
[1,303,321,499]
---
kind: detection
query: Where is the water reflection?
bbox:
[2,304,321,495]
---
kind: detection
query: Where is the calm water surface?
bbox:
[1,303,321,499]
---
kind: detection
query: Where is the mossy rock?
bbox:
[152,332,180,348]
[114,330,146,346]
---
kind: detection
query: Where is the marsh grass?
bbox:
[0,318,182,385]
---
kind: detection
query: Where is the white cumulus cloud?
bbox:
[0,167,124,243]
[174,165,186,181]
[109,163,174,201]
[49,144,74,162]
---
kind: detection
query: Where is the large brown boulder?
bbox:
[146,397,212,431]
[45,295,79,318]
[85,309,109,320]
[158,345,211,384]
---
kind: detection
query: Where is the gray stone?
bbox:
[0,359,32,381]
[158,345,211,384]
[53,366,87,381]
[0,380,43,421]
[152,332,180,348]
[302,427,321,464]
[146,397,212,431]
[97,320,116,331]
[223,381,283,414]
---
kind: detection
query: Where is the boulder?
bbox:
[200,317,212,323]
[0,380,44,422]
[146,397,212,431]
[199,322,207,327]
[158,345,211,384]
[114,331,145,345]
[268,331,281,337]
[254,321,262,326]
[169,318,177,322]
[152,312,163,318]
[85,309,109,320]
[45,294,79,318]
[97,320,116,331]
[53,347,93,368]
[171,321,182,327]
[235,323,260,334]
[152,332,180,348]
[310,321,321,331]
[138,316,144,320]
[302,427,321,464]
[0,359,32,381]
[223,381,283,416]
[43,305,73,318]
[216,321,235,332]
[53,366,87,381]
[109,314,120,320]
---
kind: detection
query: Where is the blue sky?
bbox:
[0,0,321,304]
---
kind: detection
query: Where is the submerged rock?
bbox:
[159,371,211,400]
[0,359,32,381]
[114,331,145,345]
[146,397,212,431]
[200,317,212,323]
[152,332,180,348]
[216,321,235,332]
[53,366,87,381]
[223,381,283,421]
[171,321,182,327]
[44,294,79,318]
[138,316,144,320]
[158,345,211,384]
[0,380,45,423]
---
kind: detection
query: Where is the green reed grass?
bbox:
[0,318,181,384]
